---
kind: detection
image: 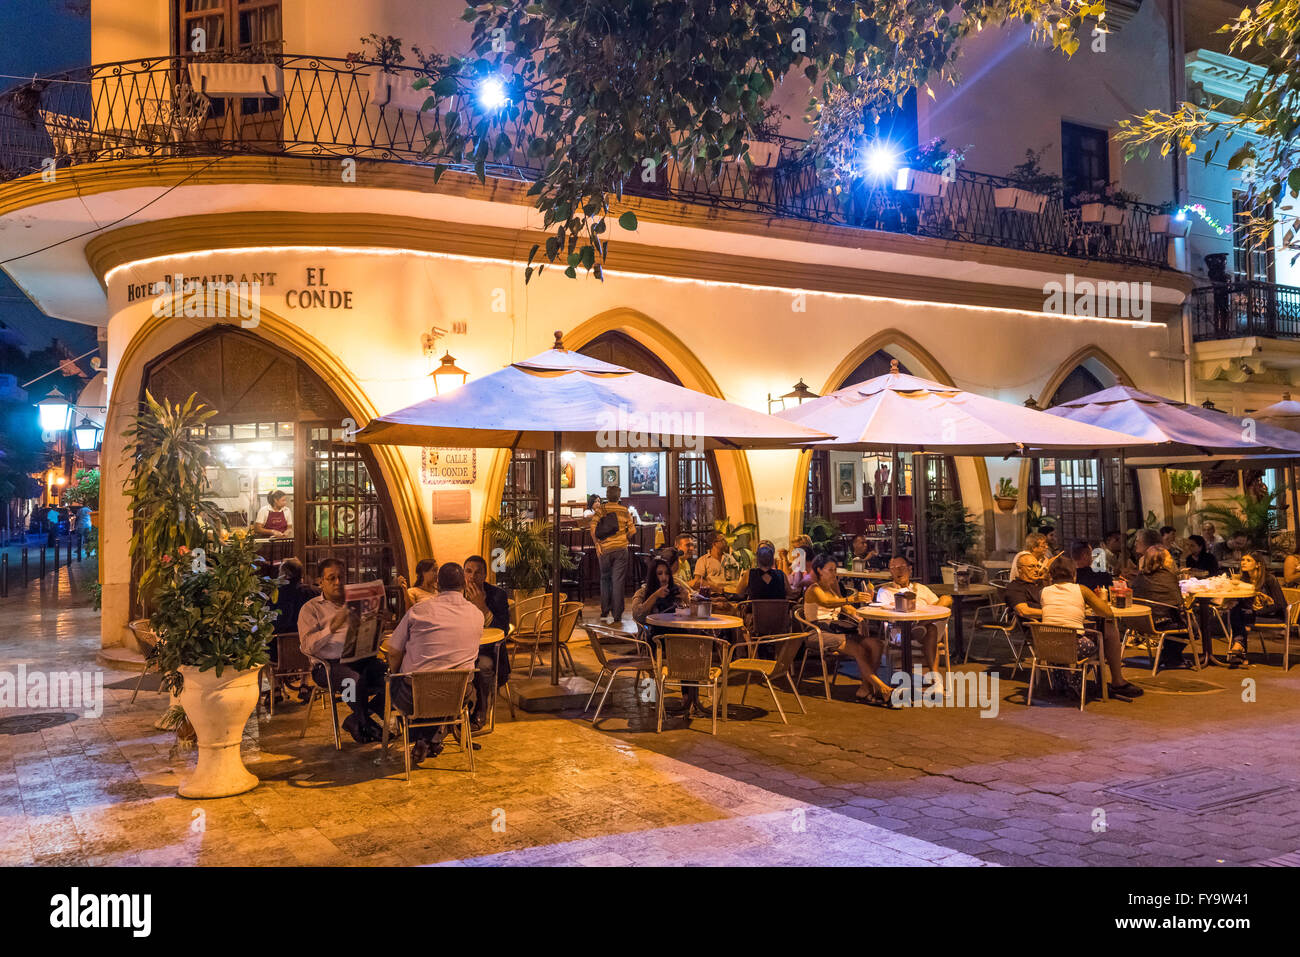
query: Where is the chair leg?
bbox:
[585,668,608,712]
[402,722,411,782]
[821,651,832,702]
[1151,636,1163,676]
[1026,660,1037,707]
[464,711,475,772]
[130,665,150,705]
[785,675,806,714]
[656,678,665,733]
[764,676,787,725]
[1079,667,1087,711]
[299,687,316,738]
[740,672,752,705]
[591,667,624,725]
[326,690,342,751]
[711,684,718,736]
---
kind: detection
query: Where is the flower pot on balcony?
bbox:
[994,187,1047,214]
[995,496,1018,512]
[368,70,430,112]
[1150,213,1191,237]
[176,664,261,799]
[896,167,947,197]
[188,61,284,98]
[744,140,781,168]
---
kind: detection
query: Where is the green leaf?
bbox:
[618,211,638,231]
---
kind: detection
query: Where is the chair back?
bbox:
[662,634,723,682]
[1284,588,1300,625]
[405,669,474,721]
[745,599,792,637]
[772,628,814,676]
[127,619,157,652]
[538,602,582,644]
[274,633,311,674]
[1027,623,1084,666]
[513,593,550,634]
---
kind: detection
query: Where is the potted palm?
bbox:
[1169,469,1201,507]
[994,477,1018,512]
[486,515,574,598]
[1198,491,1281,550]
[712,518,758,571]
[151,533,274,798]
[926,499,983,583]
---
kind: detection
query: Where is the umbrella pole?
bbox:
[891,446,899,560]
[1118,450,1127,558]
[1291,459,1300,542]
[552,430,562,688]
[915,453,929,581]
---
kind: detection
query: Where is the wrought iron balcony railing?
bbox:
[1189,279,1300,341]
[0,54,1171,268]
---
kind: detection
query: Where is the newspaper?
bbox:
[341,580,386,661]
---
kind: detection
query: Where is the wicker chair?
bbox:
[508,593,551,669]
[585,623,658,725]
[657,634,727,734]
[513,601,582,677]
[262,632,313,717]
[1025,622,1104,711]
[724,628,811,725]
[1246,587,1300,669]
[382,669,475,781]
[1127,599,1199,675]
[737,598,793,640]
[126,619,159,705]
[793,610,847,701]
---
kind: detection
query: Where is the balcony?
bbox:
[0,54,1171,269]
[1189,280,1300,341]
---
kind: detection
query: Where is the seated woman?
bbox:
[396,558,438,608]
[1183,534,1221,578]
[1040,556,1144,699]
[1282,544,1300,588]
[778,534,817,596]
[739,544,790,601]
[1129,546,1191,670]
[631,558,700,714]
[802,554,894,707]
[1229,550,1288,663]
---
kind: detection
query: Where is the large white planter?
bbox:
[177,665,260,799]
[745,140,780,167]
[368,70,430,112]
[188,61,284,97]
[1150,213,1191,237]
[896,167,947,196]
[994,187,1046,214]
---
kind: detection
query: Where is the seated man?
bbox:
[872,556,953,689]
[463,554,511,730]
[386,562,484,765]
[298,558,387,744]
[1071,540,1113,592]
[693,534,741,612]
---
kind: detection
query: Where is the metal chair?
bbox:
[1025,623,1104,711]
[1246,587,1300,668]
[1128,599,1199,675]
[657,634,727,735]
[262,632,313,717]
[964,595,1030,673]
[793,610,846,701]
[508,593,551,667]
[382,669,475,781]
[724,628,812,725]
[737,598,793,641]
[299,656,343,750]
[585,623,658,725]
[126,619,159,705]
[514,601,582,677]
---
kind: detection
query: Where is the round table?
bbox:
[1181,583,1256,666]
[645,612,744,632]
[837,567,892,582]
[930,582,997,659]
[857,604,952,675]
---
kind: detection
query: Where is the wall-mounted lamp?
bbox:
[429,352,470,395]
[767,378,818,414]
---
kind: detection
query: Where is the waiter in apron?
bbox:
[253,489,293,539]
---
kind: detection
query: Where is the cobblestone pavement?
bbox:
[1,569,1297,866]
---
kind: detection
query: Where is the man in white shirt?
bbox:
[298,558,386,743]
[872,556,953,688]
[386,562,484,764]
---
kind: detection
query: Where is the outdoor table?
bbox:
[837,566,891,582]
[857,604,951,675]
[1181,582,1256,667]
[930,582,996,660]
[983,560,1012,571]
[645,612,745,719]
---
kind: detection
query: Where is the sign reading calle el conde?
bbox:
[421,447,476,486]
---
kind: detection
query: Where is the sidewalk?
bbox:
[1,578,1298,866]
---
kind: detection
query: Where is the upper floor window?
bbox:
[176,0,282,57]
[1232,190,1275,283]
[1061,121,1110,197]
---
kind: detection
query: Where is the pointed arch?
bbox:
[478,308,760,555]
[1037,345,1133,406]
[788,328,993,545]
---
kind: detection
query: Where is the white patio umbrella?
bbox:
[1046,386,1300,534]
[776,361,1147,572]
[358,332,831,687]
[1246,393,1300,531]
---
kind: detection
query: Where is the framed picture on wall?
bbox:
[600,465,621,487]
[835,460,856,504]
[630,455,659,494]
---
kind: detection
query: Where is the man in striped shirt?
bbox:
[590,485,636,624]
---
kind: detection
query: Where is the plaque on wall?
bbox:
[422,447,476,485]
[431,489,472,524]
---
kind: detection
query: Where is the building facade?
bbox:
[0,0,1212,653]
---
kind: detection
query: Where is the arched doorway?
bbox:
[499,331,722,555]
[804,350,960,576]
[1032,364,1139,542]
[140,325,404,589]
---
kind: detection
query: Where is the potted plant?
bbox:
[1168,469,1201,507]
[712,518,758,570]
[1198,491,1281,550]
[1025,501,1057,535]
[994,477,1018,512]
[1076,181,1137,226]
[187,45,283,98]
[486,515,575,598]
[896,138,968,197]
[995,148,1059,214]
[150,533,275,798]
[926,499,983,582]
[739,104,786,168]
[803,514,841,552]
[1149,201,1192,237]
[123,392,225,733]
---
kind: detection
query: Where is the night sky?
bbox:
[0,0,94,355]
